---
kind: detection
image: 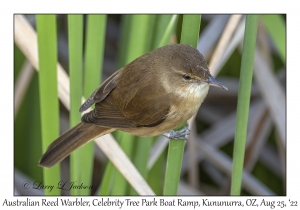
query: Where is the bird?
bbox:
[39,44,227,168]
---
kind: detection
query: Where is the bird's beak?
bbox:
[208,75,228,90]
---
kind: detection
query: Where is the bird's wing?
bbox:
[79,69,121,113]
[82,67,171,128]
[81,90,170,129]
[81,61,171,129]
[117,86,171,127]
[81,95,139,128]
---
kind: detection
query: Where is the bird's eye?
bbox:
[183,74,191,80]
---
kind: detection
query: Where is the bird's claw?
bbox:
[162,124,190,140]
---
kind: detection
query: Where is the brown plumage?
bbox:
[39,44,227,168]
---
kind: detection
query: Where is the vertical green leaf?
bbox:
[230,15,258,195]
[180,15,201,46]
[124,15,152,62]
[152,15,172,48]
[68,14,83,195]
[117,14,131,69]
[36,14,60,195]
[157,15,178,48]
[260,15,286,63]
[111,132,136,195]
[163,14,201,196]
[129,136,152,195]
[148,148,166,195]
[82,14,107,194]
[99,161,115,195]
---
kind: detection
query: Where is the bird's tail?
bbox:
[39,122,113,168]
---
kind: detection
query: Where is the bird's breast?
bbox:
[167,83,209,125]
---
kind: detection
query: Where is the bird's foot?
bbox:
[162,124,190,140]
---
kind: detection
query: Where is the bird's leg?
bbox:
[162,124,190,140]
